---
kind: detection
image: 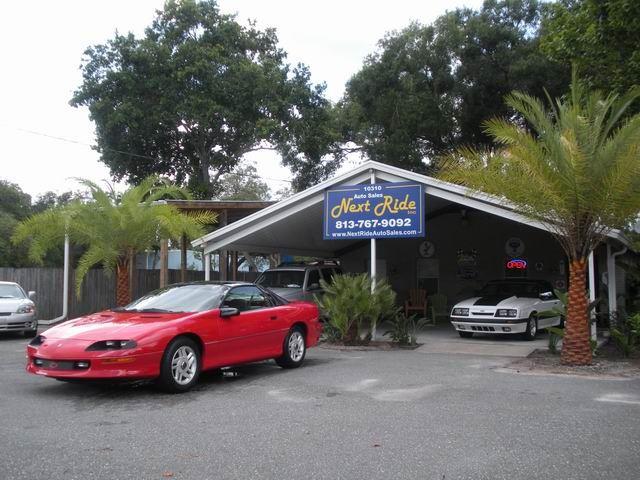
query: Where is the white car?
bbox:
[0,281,38,337]
[450,279,563,340]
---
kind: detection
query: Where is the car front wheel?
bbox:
[157,337,201,393]
[522,315,538,341]
[275,327,306,369]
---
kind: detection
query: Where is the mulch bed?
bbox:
[504,341,640,379]
[318,340,422,351]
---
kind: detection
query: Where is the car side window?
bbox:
[306,269,321,290]
[222,286,267,312]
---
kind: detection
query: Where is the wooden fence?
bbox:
[0,268,258,320]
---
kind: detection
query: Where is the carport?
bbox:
[192,161,631,335]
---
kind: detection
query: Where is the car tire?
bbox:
[458,331,474,338]
[275,326,306,369]
[522,315,538,341]
[156,337,201,393]
[558,315,565,329]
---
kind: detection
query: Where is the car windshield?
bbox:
[0,284,25,299]
[257,270,305,289]
[116,284,228,313]
[480,282,540,298]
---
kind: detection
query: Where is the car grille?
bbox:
[33,358,90,370]
[0,312,12,316]
[470,325,496,332]
[0,321,32,330]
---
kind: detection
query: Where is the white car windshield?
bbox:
[0,284,25,299]
[257,271,305,289]
[116,284,228,313]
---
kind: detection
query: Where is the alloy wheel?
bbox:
[171,345,197,385]
[288,331,305,362]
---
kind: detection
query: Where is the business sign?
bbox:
[323,182,424,240]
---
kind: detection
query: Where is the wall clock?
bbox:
[419,240,435,258]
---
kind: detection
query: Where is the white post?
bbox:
[204,253,211,281]
[370,169,377,340]
[588,251,597,341]
[606,243,617,318]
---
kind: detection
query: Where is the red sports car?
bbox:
[26,282,322,392]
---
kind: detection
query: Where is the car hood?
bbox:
[0,298,32,313]
[41,310,190,341]
[454,296,537,309]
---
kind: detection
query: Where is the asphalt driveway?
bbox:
[1,333,639,480]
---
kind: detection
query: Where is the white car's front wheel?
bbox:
[522,315,538,341]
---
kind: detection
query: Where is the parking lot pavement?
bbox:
[413,324,549,357]
[2,333,639,480]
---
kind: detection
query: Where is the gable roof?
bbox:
[192,160,631,254]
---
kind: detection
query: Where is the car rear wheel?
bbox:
[522,315,538,341]
[275,326,306,369]
[458,331,473,338]
[157,337,201,393]
[558,315,565,329]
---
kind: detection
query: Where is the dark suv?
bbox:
[255,262,342,302]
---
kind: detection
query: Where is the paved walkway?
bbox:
[413,323,548,357]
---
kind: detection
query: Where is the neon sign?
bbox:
[506,259,527,270]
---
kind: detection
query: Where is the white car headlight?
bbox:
[495,309,518,318]
[452,308,469,316]
[16,304,35,314]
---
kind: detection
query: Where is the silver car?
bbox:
[255,263,342,302]
[0,281,38,337]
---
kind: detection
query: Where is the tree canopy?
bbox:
[0,181,79,267]
[439,74,640,364]
[71,0,337,198]
[217,161,271,201]
[338,0,570,172]
[541,0,640,95]
[12,177,215,305]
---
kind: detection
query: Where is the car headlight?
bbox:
[29,335,45,347]
[495,309,518,318]
[16,304,35,314]
[452,308,469,316]
[86,340,137,351]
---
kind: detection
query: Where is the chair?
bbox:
[405,289,428,320]
[427,293,448,325]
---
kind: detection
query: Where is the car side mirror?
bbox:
[28,291,36,300]
[539,291,553,301]
[219,307,240,318]
[308,283,321,291]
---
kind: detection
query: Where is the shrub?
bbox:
[547,327,564,354]
[610,313,640,358]
[384,313,428,346]
[317,274,397,344]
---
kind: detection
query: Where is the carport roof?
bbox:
[191,161,631,255]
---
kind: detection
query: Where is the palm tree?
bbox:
[13,177,216,306]
[440,74,640,365]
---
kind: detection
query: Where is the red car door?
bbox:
[215,286,280,365]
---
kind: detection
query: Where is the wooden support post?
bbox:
[232,251,238,281]
[159,239,169,288]
[219,209,228,281]
[180,233,187,283]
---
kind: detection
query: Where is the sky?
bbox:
[0,0,483,200]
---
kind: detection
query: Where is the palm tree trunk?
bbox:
[116,257,131,307]
[560,258,592,365]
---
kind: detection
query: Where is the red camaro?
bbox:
[26,282,322,392]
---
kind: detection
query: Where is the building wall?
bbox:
[340,209,567,308]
